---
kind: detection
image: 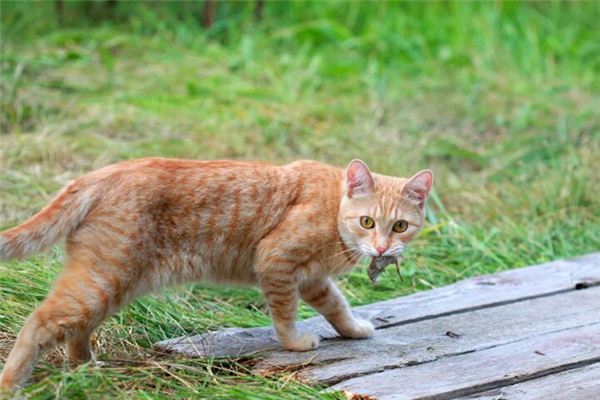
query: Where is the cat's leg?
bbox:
[254,204,328,352]
[0,258,117,389]
[66,329,93,366]
[299,278,374,339]
[258,273,319,352]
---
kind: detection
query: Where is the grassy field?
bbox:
[1,1,599,398]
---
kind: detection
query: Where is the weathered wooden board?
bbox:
[154,253,600,399]
[332,323,600,400]
[456,363,600,400]
[155,253,600,358]
[261,286,600,385]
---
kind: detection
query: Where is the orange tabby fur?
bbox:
[0,158,432,389]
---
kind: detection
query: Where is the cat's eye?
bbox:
[360,216,375,229]
[393,220,409,233]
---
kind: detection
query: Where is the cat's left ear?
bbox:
[402,170,433,208]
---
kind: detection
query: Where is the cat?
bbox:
[0,158,432,389]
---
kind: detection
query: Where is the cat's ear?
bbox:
[345,159,375,198]
[402,169,433,207]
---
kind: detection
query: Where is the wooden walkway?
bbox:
[155,253,600,399]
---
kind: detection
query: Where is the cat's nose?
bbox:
[376,246,388,256]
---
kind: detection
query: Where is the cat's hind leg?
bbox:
[0,257,116,390]
[300,277,374,339]
[66,328,93,366]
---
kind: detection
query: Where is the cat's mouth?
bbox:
[367,255,403,285]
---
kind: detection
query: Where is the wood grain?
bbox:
[270,285,600,385]
[155,252,600,357]
[456,363,600,400]
[154,252,600,399]
[332,323,600,399]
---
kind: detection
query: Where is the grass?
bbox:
[1,1,599,398]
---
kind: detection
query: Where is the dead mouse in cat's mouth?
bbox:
[368,255,403,284]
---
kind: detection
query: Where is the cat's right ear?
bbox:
[402,169,433,208]
[345,159,375,198]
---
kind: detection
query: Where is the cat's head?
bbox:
[338,159,433,263]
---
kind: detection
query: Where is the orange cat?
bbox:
[0,158,432,389]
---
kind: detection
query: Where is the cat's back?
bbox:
[68,158,343,284]
[79,157,276,195]
[92,157,341,199]
[85,157,270,181]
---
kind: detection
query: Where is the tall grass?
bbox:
[1,1,599,398]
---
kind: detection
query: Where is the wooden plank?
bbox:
[257,285,600,384]
[331,323,600,400]
[155,253,600,357]
[456,362,600,400]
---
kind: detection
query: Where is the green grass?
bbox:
[1,1,599,398]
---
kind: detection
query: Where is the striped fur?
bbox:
[0,157,432,389]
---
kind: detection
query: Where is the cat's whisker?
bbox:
[330,248,366,273]
[314,240,354,253]
[323,240,361,261]
[326,246,360,261]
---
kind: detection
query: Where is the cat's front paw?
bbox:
[281,333,320,352]
[339,319,375,339]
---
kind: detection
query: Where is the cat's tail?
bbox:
[0,180,95,261]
